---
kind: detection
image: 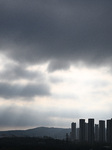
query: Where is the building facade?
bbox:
[107,119,112,143]
[99,120,105,143]
[79,119,85,142]
[88,119,94,144]
[71,122,76,141]
[95,124,99,142]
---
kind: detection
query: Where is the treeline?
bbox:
[0,137,111,150]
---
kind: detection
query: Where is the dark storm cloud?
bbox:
[0,63,43,80]
[0,0,112,70]
[0,82,50,99]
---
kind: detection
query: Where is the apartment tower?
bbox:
[71,122,76,141]
[88,119,94,144]
[99,120,105,143]
[79,119,85,142]
[107,119,112,143]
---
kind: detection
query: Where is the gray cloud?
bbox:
[49,76,63,83]
[0,105,48,128]
[0,104,84,128]
[48,59,70,72]
[1,0,112,130]
[0,104,111,128]
[0,82,50,99]
[0,104,73,128]
[0,0,112,70]
[0,63,43,80]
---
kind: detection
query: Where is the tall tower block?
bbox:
[99,120,105,143]
[88,119,94,144]
[79,119,85,142]
[107,119,112,143]
[71,122,76,141]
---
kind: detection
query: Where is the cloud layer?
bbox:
[0,0,112,70]
[0,82,50,99]
[0,1,112,130]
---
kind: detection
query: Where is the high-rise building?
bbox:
[85,123,88,141]
[71,122,76,141]
[79,119,85,142]
[70,118,112,144]
[107,119,112,143]
[94,124,99,142]
[99,120,105,143]
[76,128,79,140]
[88,119,94,144]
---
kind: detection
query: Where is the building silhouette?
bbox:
[88,119,94,144]
[99,120,105,143]
[107,119,112,143]
[79,119,85,142]
[95,124,99,142]
[76,128,79,140]
[71,122,76,141]
[70,118,112,144]
[85,123,88,141]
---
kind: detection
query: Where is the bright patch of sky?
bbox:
[0,53,112,130]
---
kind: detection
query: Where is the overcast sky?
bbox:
[0,0,112,130]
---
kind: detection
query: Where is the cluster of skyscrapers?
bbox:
[70,118,112,144]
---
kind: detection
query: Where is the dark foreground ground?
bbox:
[0,137,112,150]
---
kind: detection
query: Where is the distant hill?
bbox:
[0,127,71,139]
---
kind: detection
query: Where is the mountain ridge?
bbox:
[0,127,71,139]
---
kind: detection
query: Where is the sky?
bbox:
[0,0,112,130]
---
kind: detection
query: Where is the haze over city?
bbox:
[0,0,112,131]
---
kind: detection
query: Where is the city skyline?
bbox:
[0,0,112,131]
[71,118,112,144]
